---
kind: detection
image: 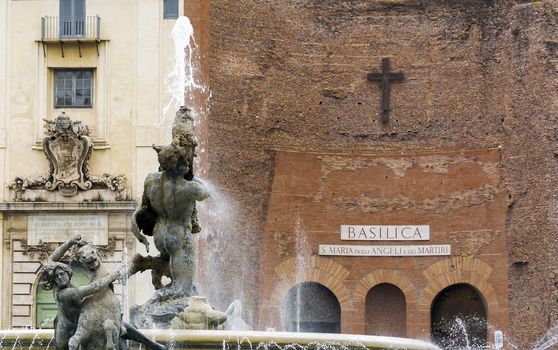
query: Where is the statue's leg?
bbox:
[167,233,195,295]
[119,337,128,350]
[103,319,119,350]
[122,322,167,350]
[68,326,89,350]
[54,323,71,350]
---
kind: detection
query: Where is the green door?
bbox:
[35,267,89,328]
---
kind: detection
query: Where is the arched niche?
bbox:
[431,283,488,349]
[282,281,341,333]
[365,283,406,337]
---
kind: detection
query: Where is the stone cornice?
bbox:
[0,201,137,212]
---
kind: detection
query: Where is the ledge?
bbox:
[35,38,109,44]
[0,329,440,350]
[33,138,111,150]
[0,201,137,212]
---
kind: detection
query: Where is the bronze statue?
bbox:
[40,238,122,350]
[40,235,167,350]
[131,142,209,300]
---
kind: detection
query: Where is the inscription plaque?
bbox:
[341,225,430,240]
[319,244,451,257]
[28,214,108,245]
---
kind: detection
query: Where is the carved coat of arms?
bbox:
[9,112,127,199]
[43,112,93,196]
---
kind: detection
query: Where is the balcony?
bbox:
[40,16,102,57]
[41,16,100,42]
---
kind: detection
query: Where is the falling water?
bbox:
[163,16,195,121]
[162,15,208,133]
[27,330,38,350]
[10,336,20,350]
[455,318,472,350]
[194,179,236,307]
[531,323,558,350]
[293,212,311,332]
[121,246,130,323]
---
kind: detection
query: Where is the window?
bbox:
[163,0,179,19]
[59,0,86,37]
[54,70,93,108]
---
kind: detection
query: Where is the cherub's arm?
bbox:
[48,234,83,263]
[131,179,152,252]
[72,270,121,300]
[190,177,210,201]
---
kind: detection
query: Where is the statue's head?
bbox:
[39,262,73,290]
[158,143,189,176]
[75,243,102,271]
[55,112,71,131]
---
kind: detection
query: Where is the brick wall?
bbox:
[204,1,558,346]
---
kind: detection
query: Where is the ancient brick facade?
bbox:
[193,0,558,347]
[257,149,509,337]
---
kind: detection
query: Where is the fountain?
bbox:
[0,15,441,350]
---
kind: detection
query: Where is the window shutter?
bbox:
[74,0,85,36]
[59,0,71,18]
[163,0,179,19]
[74,0,85,19]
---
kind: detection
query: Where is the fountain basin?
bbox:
[0,329,439,349]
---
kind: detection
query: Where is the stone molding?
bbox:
[0,201,137,212]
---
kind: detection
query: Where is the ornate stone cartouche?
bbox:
[9,112,127,200]
[42,111,93,196]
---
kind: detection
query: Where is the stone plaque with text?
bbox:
[28,214,108,245]
[319,244,450,256]
[341,225,430,240]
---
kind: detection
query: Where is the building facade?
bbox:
[1,1,557,350]
[0,0,187,328]
[203,1,558,349]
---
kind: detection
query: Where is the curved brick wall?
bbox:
[202,1,558,346]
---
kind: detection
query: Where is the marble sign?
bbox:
[28,214,108,245]
[341,225,430,240]
[319,244,451,256]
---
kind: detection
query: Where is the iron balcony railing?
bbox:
[41,16,100,40]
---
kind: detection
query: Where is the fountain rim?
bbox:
[0,329,439,349]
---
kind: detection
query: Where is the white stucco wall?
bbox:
[1,0,184,326]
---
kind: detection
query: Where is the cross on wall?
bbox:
[367,57,405,123]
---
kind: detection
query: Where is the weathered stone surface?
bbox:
[38,236,167,350]
[130,139,210,328]
[170,296,227,330]
[205,0,558,346]
[7,113,127,201]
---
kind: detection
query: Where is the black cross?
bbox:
[367,57,405,123]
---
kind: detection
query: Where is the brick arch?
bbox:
[354,269,418,305]
[418,257,499,313]
[268,256,353,310]
[422,256,493,282]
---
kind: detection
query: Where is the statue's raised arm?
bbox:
[190,177,210,201]
[47,234,85,263]
[131,189,154,252]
